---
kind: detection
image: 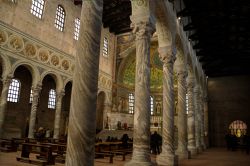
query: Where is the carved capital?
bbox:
[158,46,176,64]
[56,90,65,101]
[2,75,13,86]
[131,20,155,40]
[32,84,42,95]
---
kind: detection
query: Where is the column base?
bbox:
[156,153,178,166]
[188,146,198,156]
[176,150,189,160]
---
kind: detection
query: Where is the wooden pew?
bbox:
[0,139,17,152]
[16,143,56,165]
[40,143,67,163]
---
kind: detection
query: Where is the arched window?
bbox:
[48,89,56,109]
[74,18,80,40]
[150,96,154,115]
[103,37,108,57]
[229,120,247,137]
[54,5,65,31]
[30,0,45,19]
[29,89,33,103]
[7,79,21,103]
[128,93,134,114]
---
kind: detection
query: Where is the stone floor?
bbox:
[0,148,249,166]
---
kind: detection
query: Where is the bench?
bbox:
[16,143,56,165]
[0,139,17,152]
[95,152,114,163]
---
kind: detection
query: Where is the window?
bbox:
[150,96,154,115]
[54,5,65,31]
[186,93,189,114]
[7,79,21,103]
[128,93,134,114]
[74,18,80,40]
[48,89,56,109]
[229,120,247,137]
[103,37,108,57]
[30,0,45,19]
[29,89,33,103]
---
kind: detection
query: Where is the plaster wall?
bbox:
[208,75,250,147]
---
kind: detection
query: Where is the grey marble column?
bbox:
[156,46,176,166]
[28,84,42,138]
[65,1,103,166]
[0,76,12,138]
[53,90,65,139]
[186,76,197,155]
[125,18,155,166]
[194,85,202,152]
[176,69,188,159]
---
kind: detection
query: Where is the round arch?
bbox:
[11,60,40,86]
[40,71,63,91]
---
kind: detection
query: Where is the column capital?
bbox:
[130,19,155,40]
[158,46,176,64]
[32,83,42,93]
[56,90,65,100]
[2,75,13,86]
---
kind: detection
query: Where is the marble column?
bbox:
[156,46,176,166]
[0,76,12,138]
[65,1,103,166]
[204,96,209,148]
[200,91,206,150]
[176,68,189,159]
[194,85,202,152]
[53,90,65,139]
[28,84,42,138]
[186,76,197,155]
[125,16,155,166]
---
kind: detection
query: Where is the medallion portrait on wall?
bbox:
[61,59,70,71]
[50,54,60,67]
[38,48,49,63]
[8,35,24,52]
[0,30,8,46]
[24,43,37,58]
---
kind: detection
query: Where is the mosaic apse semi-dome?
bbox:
[120,43,167,90]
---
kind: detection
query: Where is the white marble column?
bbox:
[65,1,103,166]
[53,90,65,139]
[200,91,206,150]
[176,68,188,159]
[156,46,176,166]
[28,84,42,138]
[186,75,197,155]
[194,85,202,152]
[125,14,155,166]
[0,76,12,138]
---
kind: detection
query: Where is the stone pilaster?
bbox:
[28,84,42,138]
[0,76,12,138]
[65,1,103,166]
[176,69,188,159]
[156,46,177,166]
[125,15,155,166]
[194,85,202,152]
[53,90,65,139]
[186,76,197,155]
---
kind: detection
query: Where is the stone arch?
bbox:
[11,60,40,86]
[40,71,63,91]
[64,78,73,89]
[96,91,106,133]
